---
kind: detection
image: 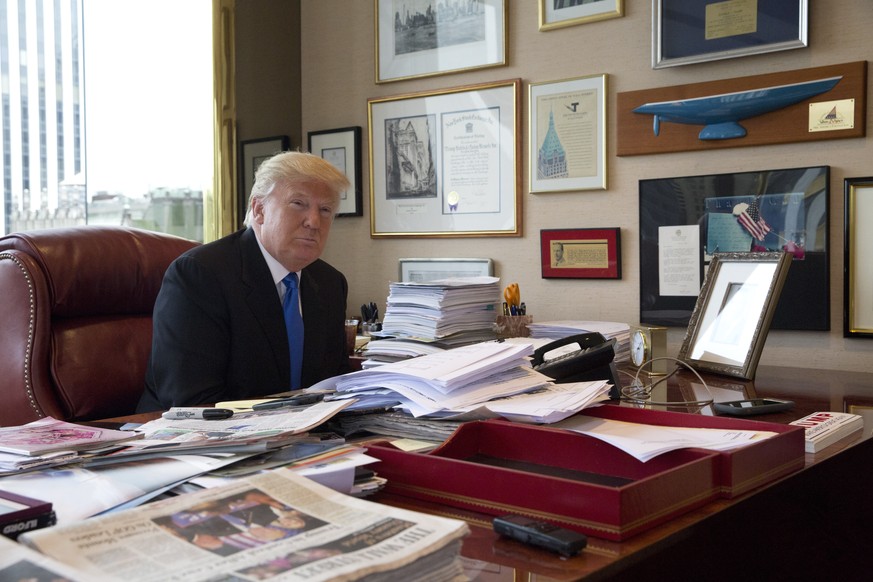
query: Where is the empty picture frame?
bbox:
[678,251,792,380]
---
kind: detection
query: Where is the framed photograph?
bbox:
[844,177,873,338]
[308,127,363,217]
[368,79,522,238]
[678,251,792,380]
[639,166,829,331]
[399,257,494,282]
[239,135,290,224]
[375,0,506,83]
[540,228,620,279]
[539,0,623,32]
[529,74,607,193]
[653,0,808,69]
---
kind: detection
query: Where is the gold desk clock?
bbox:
[629,324,668,375]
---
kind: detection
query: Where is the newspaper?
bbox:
[0,534,111,582]
[20,468,469,582]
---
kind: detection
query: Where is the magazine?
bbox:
[0,417,142,456]
[20,468,469,581]
[789,411,863,453]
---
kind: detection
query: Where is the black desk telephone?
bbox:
[531,332,622,399]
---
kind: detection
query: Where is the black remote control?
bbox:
[493,515,587,557]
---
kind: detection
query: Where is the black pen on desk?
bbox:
[252,393,324,410]
[161,407,234,420]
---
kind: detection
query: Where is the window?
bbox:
[0,0,216,241]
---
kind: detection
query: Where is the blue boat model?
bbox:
[633,76,842,140]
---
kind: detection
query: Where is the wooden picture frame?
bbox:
[368,79,522,238]
[529,74,607,193]
[653,0,808,69]
[639,165,830,331]
[308,127,363,218]
[375,0,506,83]
[399,258,494,282]
[844,177,873,338]
[540,228,621,279]
[538,0,623,32]
[678,251,792,380]
[238,135,290,226]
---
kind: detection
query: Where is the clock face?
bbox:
[631,329,648,366]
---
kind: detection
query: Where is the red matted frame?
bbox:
[540,228,621,279]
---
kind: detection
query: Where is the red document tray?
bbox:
[367,419,720,541]
[581,405,806,497]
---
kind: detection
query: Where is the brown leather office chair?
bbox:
[0,226,199,425]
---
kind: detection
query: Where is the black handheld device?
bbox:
[493,515,587,557]
[713,398,794,416]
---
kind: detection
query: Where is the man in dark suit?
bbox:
[137,151,351,411]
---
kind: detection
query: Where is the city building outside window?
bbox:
[0,0,214,241]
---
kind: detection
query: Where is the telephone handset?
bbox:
[531,332,622,399]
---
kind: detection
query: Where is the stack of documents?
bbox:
[527,320,631,363]
[380,276,500,341]
[313,340,613,423]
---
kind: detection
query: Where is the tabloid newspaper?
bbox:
[17,468,469,582]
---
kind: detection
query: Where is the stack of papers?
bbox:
[312,340,613,423]
[380,276,500,341]
[527,320,631,363]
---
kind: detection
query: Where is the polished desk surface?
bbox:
[99,365,873,581]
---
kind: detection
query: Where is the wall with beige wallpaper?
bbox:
[295,1,873,373]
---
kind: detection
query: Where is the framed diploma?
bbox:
[307,126,363,217]
[238,135,290,228]
[540,228,621,279]
[368,79,522,238]
[844,177,873,338]
[653,0,808,69]
[529,74,607,193]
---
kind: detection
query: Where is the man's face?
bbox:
[252,181,337,272]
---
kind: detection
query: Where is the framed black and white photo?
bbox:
[308,127,363,217]
[539,0,623,32]
[368,79,521,238]
[375,0,506,83]
[239,135,290,225]
[678,251,792,380]
[844,177,873,338]
[653,0,808,69]
[399,258,494,282]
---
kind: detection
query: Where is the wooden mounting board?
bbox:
[617,61,866,156]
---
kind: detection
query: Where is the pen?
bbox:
[252,393,324,410]
[162,407,234,420]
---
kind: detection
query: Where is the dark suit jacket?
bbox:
[137,227,349,411]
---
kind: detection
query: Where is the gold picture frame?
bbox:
[368,79,522,238]
[538,0,623,32]
[375,0,507,83]
[678,251,792,380]
[529,74,607,193]
[844,177,873,337]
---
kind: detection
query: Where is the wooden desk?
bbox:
[91,365,873,580]
[371,365,873,581]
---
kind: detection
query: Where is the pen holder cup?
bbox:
[495,315,533,339]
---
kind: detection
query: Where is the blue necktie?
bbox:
[282,273,304,389]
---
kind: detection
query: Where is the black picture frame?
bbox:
[307,126,363,218]
[238,135,290,228]
[639,166,829,331]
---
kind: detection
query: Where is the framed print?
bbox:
[653,0,808,69]
[539,0,623,32]
[399,257,494,282]
[541,228,620,279]
[368,79,522,238]
[308,127,363,217]
[678,251,792,380]
[529,74,607,193]
[239,135,290,224]
[375,0,506,83]
[639,166,829,331]
[844,177,873,338]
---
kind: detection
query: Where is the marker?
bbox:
[161,407,234,420]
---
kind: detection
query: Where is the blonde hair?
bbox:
[243,150,350,226]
